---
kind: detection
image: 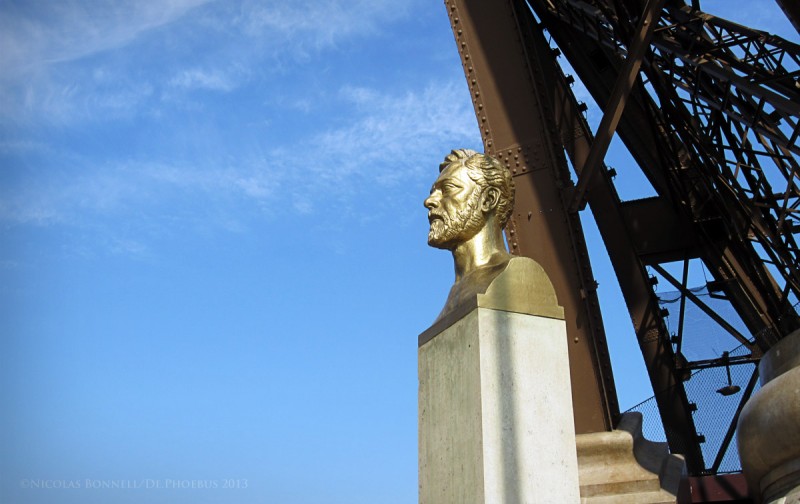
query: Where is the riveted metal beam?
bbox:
[445,0,620,434]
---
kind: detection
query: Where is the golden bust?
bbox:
[420,148,563,343]
[425,149,515,320]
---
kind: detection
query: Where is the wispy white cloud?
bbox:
[0,0,422,126]
[0,0,471,259]
[13,74,157,125]
[236,0,413,54]
[270,79,480,213]
[0,78,478,230]
[0,190,64,226]
[168,68,241,92]
[0,0,212,77]
[315,81,478,181]
[0,0,205,125]
[108,237,151,259]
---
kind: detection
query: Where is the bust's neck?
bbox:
[451,224,510,282]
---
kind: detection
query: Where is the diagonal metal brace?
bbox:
[568,0,667,213]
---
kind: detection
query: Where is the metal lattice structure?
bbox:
[444,0,800,482]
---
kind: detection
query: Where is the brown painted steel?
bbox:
[444,0,619,434]
[775,0,800,35]
[568,0,666,213]
[535,25,707,475]
[526,0,800,472]
[447,0,800,480]
[619,198,700,264]
[534,0,800,346]
[678,474,753,503]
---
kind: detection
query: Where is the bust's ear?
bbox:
[481,187,500,213]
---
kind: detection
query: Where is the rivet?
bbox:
[458,29,462,35]
[468,66,473,72]
[454,17,459,23]
[464,54,470,59]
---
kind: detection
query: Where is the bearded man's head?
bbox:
[425,149,515,250]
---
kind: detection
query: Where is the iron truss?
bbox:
[523,0,800,474]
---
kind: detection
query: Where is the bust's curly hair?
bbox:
[439,149,515,228]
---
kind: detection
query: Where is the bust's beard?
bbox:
[428,190,485,250]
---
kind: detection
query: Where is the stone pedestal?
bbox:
[419,307,579,503]
[418,258,579,503]
[737,329,800,504]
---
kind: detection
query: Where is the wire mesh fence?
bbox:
[625,361,759,474]
[625,287,765,474]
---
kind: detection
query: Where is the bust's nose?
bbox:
[424,193,438,210]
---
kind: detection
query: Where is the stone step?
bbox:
[581,488,676,504]
[581,477,661,497]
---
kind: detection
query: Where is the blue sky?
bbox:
[1,1,796,503]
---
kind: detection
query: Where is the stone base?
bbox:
[576,413,685,504]
[419,307,580,503]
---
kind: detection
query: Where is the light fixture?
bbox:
[716,351,741,396]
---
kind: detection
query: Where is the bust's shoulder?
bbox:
[420,254,564,345]
[506,255,539,267]
[504,256,548,277]
[478,256,564,320]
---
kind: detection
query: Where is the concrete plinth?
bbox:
[737,329,800,504]
[418,306,580,503]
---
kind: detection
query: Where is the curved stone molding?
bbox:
[738,329,800,503]
[576,412,685,503]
